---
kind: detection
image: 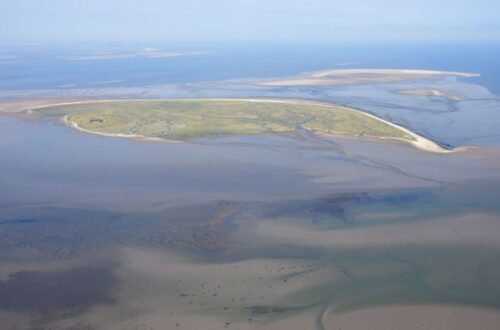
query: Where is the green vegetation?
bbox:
[52,100,414,141]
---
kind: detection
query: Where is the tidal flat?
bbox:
[1,67,500,329]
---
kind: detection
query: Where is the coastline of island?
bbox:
[16,98,469,154]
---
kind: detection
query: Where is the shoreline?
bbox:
[23,98,464,153]
[62,115,182,144]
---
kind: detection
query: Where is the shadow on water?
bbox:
[0,265,116,322]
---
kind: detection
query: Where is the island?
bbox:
[30,98,453,152]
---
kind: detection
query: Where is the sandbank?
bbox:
[261,69,479,87]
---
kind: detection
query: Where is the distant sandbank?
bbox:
[261,68,479,86]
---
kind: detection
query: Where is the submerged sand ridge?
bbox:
[395,88,463,100]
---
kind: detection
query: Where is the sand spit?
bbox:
[0,99,91,114]
[17,98,465,153]
[261,69,479,87]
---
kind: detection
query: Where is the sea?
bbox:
[1,42,500,94]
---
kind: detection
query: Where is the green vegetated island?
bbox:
[36,99,450,152]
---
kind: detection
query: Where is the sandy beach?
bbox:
[62,114,182,144]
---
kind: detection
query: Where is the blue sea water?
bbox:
[1,42,499,94]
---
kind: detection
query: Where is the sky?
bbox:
[1,0,499,43]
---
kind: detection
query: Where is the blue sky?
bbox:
[1,0,499,43]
